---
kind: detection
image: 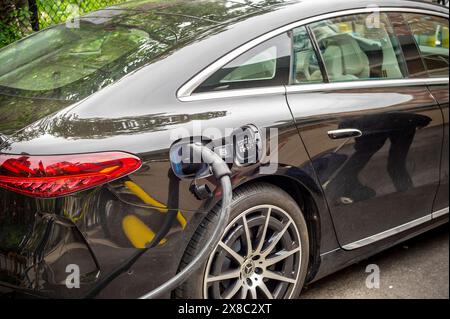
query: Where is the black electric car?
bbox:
[0,0,448,299]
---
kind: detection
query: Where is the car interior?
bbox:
[294,15,406,83]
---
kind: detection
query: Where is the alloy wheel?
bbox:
[203,205,302,299]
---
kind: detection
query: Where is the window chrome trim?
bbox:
[177,7,448,101]
[286,77,449,94]
[178,86,286,102]
[343,207,449,250]
[179,77,448,101]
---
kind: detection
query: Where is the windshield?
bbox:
[0,25,153,89]
[0,19,172,101]
[0,0,278,101]
[0,6,216,101]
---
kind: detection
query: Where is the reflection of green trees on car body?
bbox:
[0,0,286,140]
[0,0,285,100]
[0,0,132,47]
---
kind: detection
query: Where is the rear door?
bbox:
[430,84,449,215]
[402,12,450,215]
[286,11,444,249]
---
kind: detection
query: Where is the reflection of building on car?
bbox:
[323,113,432,205]
[123,181,187,248]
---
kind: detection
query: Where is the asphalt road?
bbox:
[301,225,449,299]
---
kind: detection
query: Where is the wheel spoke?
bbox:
[261,221,292,257]
[206,269,241,283]
[249,287,258,299]
[241,215,253,257]
[223,281,243,299]
[265,247,301,266]
[240,286,248,299]
[258,281,274,299]
[264,270,297,284]
[218,241,245,264]
[255,207,271,253]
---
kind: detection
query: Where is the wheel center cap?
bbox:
[242,260,255,278]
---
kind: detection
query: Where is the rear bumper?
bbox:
[0,184,203,299]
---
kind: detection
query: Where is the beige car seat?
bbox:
[313,26,370,81]
[320,33,371,81]
[295,50,323,82]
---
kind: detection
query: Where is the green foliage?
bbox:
[0,7,33,48]
[38,0,131,29]
[0,21,22,48]
[0,0,131,49]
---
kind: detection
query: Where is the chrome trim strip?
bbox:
[432,207,449,219]
[322,207,449,254]
[180,77,449,102]
[179,86,285,102]
[342,214,433,250]
[320,247,341,257]
[286,78,449,94]
[177,7,448,101]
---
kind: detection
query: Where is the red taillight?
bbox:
[0,152,142,198]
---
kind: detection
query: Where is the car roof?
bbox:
[82,0,446,75]
[70,0,447,118]
[113,0,289,23]
[81,0,299,44]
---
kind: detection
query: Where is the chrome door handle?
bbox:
[327,129,363,140]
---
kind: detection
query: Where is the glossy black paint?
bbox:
[287,86,443,246]
[0,0,448,298]
[429,84,450,211]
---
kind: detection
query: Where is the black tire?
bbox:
[175,182,309,299]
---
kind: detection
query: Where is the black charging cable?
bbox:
[85,143,231,299]
[139,143,232,299]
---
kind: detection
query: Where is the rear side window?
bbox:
[402,13,449,77]
[194,33,291,93]
[308,13,407,82]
